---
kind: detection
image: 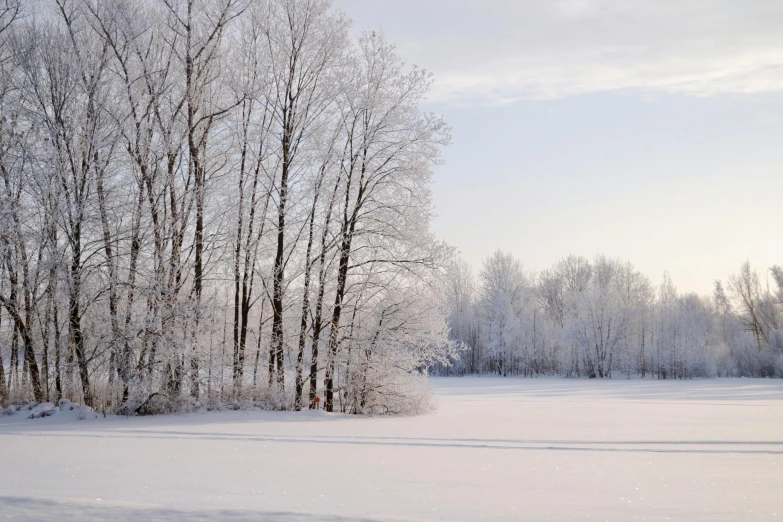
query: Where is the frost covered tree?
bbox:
[319,31,450,412]
[439,255,781,380]
[0,0,454,415]
[477,251,531,376]
[441,258,480,374]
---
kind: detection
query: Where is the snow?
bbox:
[5,399,98,420]
[1,377,782,521]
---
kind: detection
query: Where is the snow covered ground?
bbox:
[1,377,782,521]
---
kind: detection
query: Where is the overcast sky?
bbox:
[334,0,783,295]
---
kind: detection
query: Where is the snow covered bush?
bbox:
[329,274,458,415]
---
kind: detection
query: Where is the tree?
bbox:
[729,261,770,350]
[322,31,450,411]
[256,0,348,394]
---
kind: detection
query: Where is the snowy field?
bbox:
[1,378,782,521]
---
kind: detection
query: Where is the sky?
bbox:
[333,0,783,296]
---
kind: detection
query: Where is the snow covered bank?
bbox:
[4,399,100,420]
[1,377,781,521]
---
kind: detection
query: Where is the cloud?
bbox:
[336,0,783,104]
[427,48,783,105]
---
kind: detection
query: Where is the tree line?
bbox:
[438,253,783,379]
[0,0,455,415]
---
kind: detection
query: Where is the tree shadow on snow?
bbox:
[9,429,783,455]
[431,376,783,402]
[0,409,347,434]
[0,496,392,522]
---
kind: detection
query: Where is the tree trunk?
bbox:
[294,167,327,409]
[325,237,353,412]
[70,225,92,407]
[308,174,340,408]
[271,123,291,392]
[0,307,6,400]
[0,295,43,402]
